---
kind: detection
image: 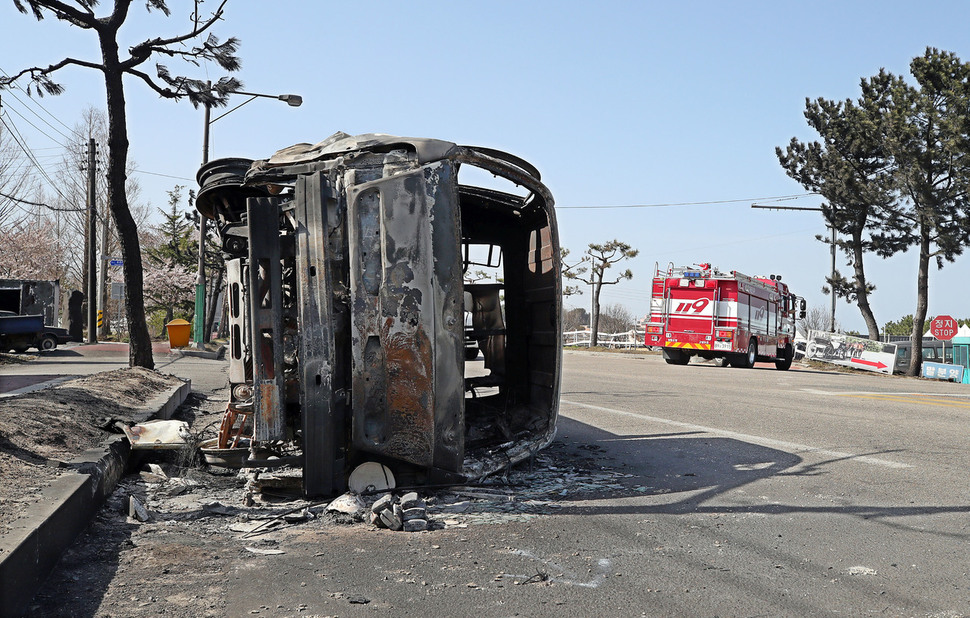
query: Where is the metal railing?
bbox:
[563,328,647,348]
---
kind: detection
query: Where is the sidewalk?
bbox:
[0,347,229,617]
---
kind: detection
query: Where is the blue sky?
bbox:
[2,1,970,332]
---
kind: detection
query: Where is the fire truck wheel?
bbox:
[730,339,757,368]
[746,339,758,367]
[774,343,794,371]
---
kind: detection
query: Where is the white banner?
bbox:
[805,330,897,375]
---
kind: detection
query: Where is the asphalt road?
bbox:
[24,350,970,616]
[0,341,228,395]
[552,351,970,616]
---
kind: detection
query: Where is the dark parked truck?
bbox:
[196,132,561,498]
[0,312,72,352]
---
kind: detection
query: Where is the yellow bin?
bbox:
[165,319,192,349]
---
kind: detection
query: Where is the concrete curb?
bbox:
[169,345,226,361]
[0,379,191,618]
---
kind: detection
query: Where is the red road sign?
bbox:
[930,315,958,341]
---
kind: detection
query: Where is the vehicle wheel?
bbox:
[774,343,793,371]
[12,345,29,353]
[38,334,57,351]
[662,348,690,365]
[731,339,757,368]
[464,346,479,361]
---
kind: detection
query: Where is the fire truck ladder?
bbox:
[661,268,718,340]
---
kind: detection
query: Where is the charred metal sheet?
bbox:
[345,159,464,471]
[246,197,286,441]
[294,171,345,496]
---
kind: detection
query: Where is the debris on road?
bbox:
[244,546,285,556]
[370,491,430,532]
[127,495,151,522]
[123,419,191,449]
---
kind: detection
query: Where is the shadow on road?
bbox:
[545,416,970,540]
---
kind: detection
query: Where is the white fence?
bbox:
[563,329,646,349]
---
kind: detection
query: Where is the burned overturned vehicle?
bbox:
[196,133,561,497]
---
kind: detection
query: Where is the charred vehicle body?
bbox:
[196,133,561,497]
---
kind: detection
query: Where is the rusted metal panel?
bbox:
[346,161,463,469]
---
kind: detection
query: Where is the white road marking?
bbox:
[559,398,912,469]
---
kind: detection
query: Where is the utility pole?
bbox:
[97,161,111,337]
[828,225,835,332]
[194,81,211,349]
[86,138,98,344]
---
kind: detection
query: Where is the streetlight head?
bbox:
[280,94,303,107]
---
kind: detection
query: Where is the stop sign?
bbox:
[930,315,958,341]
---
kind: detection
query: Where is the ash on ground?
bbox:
[116,437,650,539]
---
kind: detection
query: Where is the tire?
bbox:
[662,348,690,365]
[774,343,793,371]
[731,339,757,368]
[12,345,29,353]
[464,346,479,361]
[746,338,758,367]
[38,334,57,352]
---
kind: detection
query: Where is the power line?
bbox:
[2,96,75,147]
[0,66,81,142]
[0,189,51,208]
[0,114,83,210]
[131,169,195,181]
[558,193,817,210]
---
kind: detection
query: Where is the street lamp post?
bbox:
[194,84,302,348]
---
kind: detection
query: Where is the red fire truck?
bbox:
[644,263,806,370]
